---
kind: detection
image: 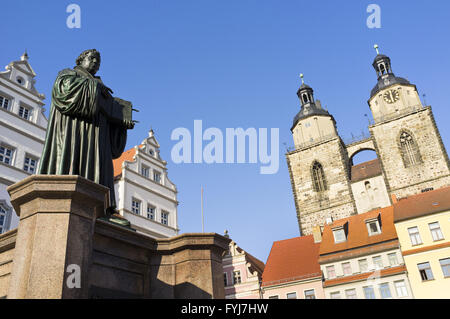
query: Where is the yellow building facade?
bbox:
[393,187,450,299]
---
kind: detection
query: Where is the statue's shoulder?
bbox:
[57,68,77,78]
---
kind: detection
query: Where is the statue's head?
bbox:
[76,49,101,75]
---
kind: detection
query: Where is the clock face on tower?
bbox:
[383,89,400,104]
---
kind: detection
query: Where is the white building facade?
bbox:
[113,129,179,238]
[0,53,47,233]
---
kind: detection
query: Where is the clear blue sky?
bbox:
[2,1,450,263]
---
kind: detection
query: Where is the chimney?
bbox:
[312,225,322,243]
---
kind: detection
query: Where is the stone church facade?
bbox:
[287,51,450,236]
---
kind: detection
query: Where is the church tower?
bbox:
[286,75,356,236]
[367,45,450,199]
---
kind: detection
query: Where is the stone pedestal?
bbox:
[3,175,230,299]
[6,175,108,299]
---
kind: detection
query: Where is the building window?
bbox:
[394,280,408,297]
[147,204,155,220]
[399,131,422,167]
[268,295,278,299]
[23,156,38,174]
[373,256,383,270]
[233,271,241,285]
[429,222,444,241]
[311,161,327,192]
[0,205,7,234]
[149,149,155,156]
[153,171,161,183]
[379,283,392,299]
[345,289,357,299]
[330,291,341,299]
[366,219,381,236]
[342,262,352,276]
[286,292,297,299]
[141,165,150,178]
[408,226,422,246]
[304,289,315,299]
[223,273,228,287]
[0,145,14,165]
[131,198,141,215]
[326,265,336,279]
[388,253,399,267]
[333,228,346,243]
[0,95,10,110]
[418,262,434,281]
[359,259,368,273]
[439,258,450,278]
[18,105,32,120]
[363,286,376,299]
[161,211,169,225]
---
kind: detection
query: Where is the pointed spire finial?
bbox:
[300,73,304,84]
[21,49,29,61]
[374,44,380,55]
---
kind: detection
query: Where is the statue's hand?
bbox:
[123,120,135,130]
[101,85,114,97]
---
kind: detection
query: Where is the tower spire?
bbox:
[374,44,380,55]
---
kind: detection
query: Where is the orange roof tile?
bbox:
[394,186,450,222]
[113,147,137,178]
[261,235,321,287]
[319,206,398,256]
[350,159,382,183]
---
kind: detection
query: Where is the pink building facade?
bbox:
[222,239,265,299]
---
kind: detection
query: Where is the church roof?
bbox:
[350,159,382,183]
[291,104,332,130]
[370,74,412,97]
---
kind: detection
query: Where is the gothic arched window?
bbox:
[399,131,422,167]
[312,161,327,192]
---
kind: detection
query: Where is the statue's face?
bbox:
[80,52,100,75]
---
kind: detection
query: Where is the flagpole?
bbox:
[201,186,204,233]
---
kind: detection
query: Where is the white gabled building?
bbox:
[113,129,179,238]
[0,52,47,234]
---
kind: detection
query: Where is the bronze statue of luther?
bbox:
[38,49,135,217]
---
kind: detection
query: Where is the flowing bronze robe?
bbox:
[38,66,127,208]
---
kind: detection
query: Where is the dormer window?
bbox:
[333,227,346,243]
[16,76,25,85]
[149,149,155,156]
[366,216,381,236]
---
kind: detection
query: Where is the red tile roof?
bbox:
[261,235,321,287]
[394,186,450,222]
[350,159,382,183]
[319,206,398,256]
[113,147,137,178]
